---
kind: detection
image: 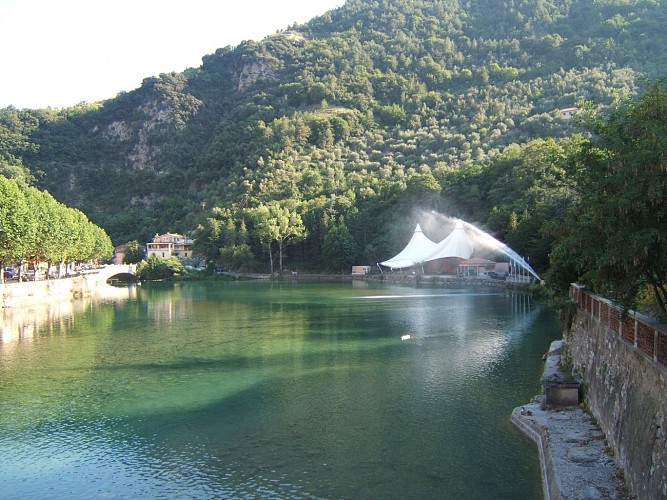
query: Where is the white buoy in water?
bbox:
[401,334,411,341]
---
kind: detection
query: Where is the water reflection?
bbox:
[0,285,136,348]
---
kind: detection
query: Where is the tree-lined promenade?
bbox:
[0,177,113,282]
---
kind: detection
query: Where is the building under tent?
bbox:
[422,219,475,274]
[457,257,497,276]
[494,262,510,276]
[378,223,437,271]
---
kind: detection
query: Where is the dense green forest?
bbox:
[1,0,666,313]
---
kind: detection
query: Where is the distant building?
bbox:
[351,266,371,276]
[114,245,127,265]
[146,233,194,259]
[558,106,579,119]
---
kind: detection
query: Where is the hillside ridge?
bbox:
[1,0,665,273]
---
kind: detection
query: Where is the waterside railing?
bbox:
[570,284,667,370]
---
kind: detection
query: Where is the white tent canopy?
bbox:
[423,219,474,261]
[379,223,437,269]
[378,218,541,281]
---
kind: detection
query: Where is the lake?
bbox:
[0,280,559,499]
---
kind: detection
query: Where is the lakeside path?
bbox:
[512,341,630,499]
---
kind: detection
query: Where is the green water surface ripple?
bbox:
[0,281,559,499]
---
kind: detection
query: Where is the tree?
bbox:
[375,104,406,127]
[549,83,667,315]
[90,225,114,264]
[218,218,253,271]
[0,177,35,281]
[403,172,442,210]
[0,159,35,183]
[137,254,184,281]
[322,223,357,273]
[24,188,68,276]
[270,202,307,272]
[67,209,96,265]
[124,240,146,264]
[193,214,225,264]
[251,202,307,273]
[250,204,279,274]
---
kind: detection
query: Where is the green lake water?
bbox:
[0,281,559,499]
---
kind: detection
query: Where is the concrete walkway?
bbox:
[512,341,631,499]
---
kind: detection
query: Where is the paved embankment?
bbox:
[0,265,135,308]
[0,277,87,308]
[512,341,629,499]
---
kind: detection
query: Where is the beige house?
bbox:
[146,233,194,259]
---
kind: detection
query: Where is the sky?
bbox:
[0,0,343,109]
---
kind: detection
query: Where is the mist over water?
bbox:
[0,281,557,499]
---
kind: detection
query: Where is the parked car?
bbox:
[23,270,44,281]
[3,270,14,280]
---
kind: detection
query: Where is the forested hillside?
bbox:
[1,0,666,276]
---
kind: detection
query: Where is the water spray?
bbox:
[418,210,542,281]
[457,219,541,281]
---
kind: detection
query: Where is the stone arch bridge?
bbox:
[82,264,137,285]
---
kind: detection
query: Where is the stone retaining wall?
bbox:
[1,275,103,308]
[566,286,667,500]
[367,274,511,289]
